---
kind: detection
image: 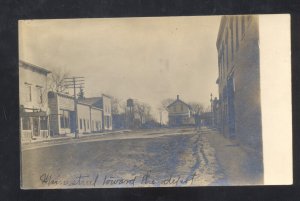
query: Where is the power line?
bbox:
[63,76,85,138]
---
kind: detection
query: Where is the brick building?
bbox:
[216,15,262,153]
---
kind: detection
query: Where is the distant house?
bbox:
[166,95,195,127]
[79,94,112,131]
[19,60,51,142]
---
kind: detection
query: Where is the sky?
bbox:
[19,16,221,122]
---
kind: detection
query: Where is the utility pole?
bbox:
[63,76,85,139]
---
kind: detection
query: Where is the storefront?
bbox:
[20,107,49,143]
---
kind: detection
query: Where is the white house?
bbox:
[167,95,195,127]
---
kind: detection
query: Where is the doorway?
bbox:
[32,117,40,137]
[227,74,236,137]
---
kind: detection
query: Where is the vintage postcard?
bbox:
[19,14,292,189]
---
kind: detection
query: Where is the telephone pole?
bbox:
[64,77,85,139]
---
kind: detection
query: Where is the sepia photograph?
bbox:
[19,14,292,188]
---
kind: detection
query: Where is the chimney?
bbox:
[177,95,179,100]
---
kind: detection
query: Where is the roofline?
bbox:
[77,101,102,110]
[19,60,51,74]
[216,16,227,50]
[167,99,191,109]
[83,97,102,100]
[48,91,74,99]
[102,94,112,98]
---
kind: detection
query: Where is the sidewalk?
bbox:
[202,127,263,185]
[22,129,131,146]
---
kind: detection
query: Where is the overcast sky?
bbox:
[19,16,221,121]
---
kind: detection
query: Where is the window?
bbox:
[230,18,234,62]
[106,116,110,128]
[64,111,69,128]
[40,116,48,130]
[80,119,82,129]
[36,86,43,103]
[87,120,89,129]
[236,17,239,50]
[60,110,70,128]
[22,117,31,130]
[60,110,65,128]
[96,121,99,131]
[242,16,245,37]
[25,83,32,102]
[226,30,229,70]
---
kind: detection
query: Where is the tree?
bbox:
[189,102,204,116]
[111,96,122,115]
[77,87,85,99]
[48,67,70,93]
[189,102,205,128]
[134,101,152,127]
[160,98,175,111]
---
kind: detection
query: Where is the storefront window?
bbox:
[22,117,31,130]
[60,110,65,128]
[40,116,48,130]
[60,110,70,129]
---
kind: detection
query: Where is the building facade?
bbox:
[19,60,51,142]
[48,91,75,135]
[167,95,195,127]
[77,101,103,133]
[48,92,104,135]
[78,95,112,131]
[77,103,91,134]
[216,15,262,153]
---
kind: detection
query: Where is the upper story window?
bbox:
[36,86,43,104]
[230,18,234,62]
[25,83,32,102]
[242,16,245,37]
[236,17,239,50]
[225,29,229,70]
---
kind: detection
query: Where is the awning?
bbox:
[20,111,47,117]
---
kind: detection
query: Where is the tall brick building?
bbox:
[216,15,262,154]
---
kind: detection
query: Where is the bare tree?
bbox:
[160,98,175,111]
[48,67,70,93]
[189,102,204,116]
[188,102,204,128]
[110,96,122,115]
[134,102,152,126]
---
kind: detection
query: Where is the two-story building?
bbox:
[77,94,112,131]
[216,15,262,153]
[166,95,195,127]
[19,60,51,142]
